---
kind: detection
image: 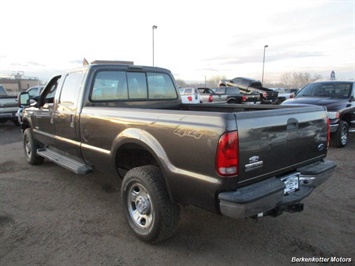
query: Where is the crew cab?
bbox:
[18,62,336,243]
[283,80,355,147]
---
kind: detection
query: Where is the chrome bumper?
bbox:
[218,160,336,219]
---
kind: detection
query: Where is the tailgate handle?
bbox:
[287,118,299,131]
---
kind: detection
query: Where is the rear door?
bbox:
[31,76,61,147]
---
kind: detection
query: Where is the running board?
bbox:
[37,148,92,174]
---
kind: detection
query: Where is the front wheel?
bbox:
[333,120,349,148]
[121,165,180,243]
[23,128,44,165]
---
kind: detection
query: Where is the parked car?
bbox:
[178,87,201,104]
[219,77,279,104]
[0,84,19,125]
[282,80,355,147]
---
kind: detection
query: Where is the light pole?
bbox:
[152,25,158,66]
[262,45,268,84]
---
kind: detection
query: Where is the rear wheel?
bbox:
[333,120,349,148]
[121,165,180,243]
[23,128,44,165]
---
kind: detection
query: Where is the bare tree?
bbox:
[280,72,323,88]
[175,79,187,88]
[207,75,227,88]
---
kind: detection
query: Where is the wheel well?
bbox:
[21,119,30,132]
[115,143,159,178]
[340,113,351,126]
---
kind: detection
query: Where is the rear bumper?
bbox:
[218,159,336,219]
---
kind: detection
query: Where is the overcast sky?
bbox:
[0,0,354,83]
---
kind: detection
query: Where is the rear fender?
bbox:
[111,128,175,197]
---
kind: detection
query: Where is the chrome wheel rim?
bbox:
[25,136,32,158]
[341,126,348,146]
[127,183,153,229]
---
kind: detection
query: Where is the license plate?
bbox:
[281,173,300,195]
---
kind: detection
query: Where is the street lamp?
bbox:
[262,45,268,84]
[152,25,158,66]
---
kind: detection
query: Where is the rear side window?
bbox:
[91,71,177,101]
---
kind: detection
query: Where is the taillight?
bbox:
[327,118,330,148]
[209,95,213,102]
[216,131,239,176]
[241,96,247,102]
[262,92,267,98]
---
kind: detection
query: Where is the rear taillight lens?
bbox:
[216,131,239,176]
[241,96,247,102]
[209,95,213,102]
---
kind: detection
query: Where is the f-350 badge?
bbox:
[245,155,263,172]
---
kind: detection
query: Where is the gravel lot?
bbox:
[0,122,354,266]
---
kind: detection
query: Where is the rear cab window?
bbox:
[90,70,177,101]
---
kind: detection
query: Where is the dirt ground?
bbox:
[0,122,354,266]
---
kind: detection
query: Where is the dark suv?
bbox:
[282,81,355,147]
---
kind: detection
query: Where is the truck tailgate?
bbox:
[235,105,328,184]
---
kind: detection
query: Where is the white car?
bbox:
[178,87,201,104]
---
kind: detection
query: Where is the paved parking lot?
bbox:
[0,122,354,265]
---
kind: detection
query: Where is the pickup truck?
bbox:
[283,80,355,148]
[197,87,243,103]
[214,86,260,104]
[18,62,336,243]
[0,84,19,125]
[219,77,279,104]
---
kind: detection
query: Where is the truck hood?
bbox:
[282,97,348,110]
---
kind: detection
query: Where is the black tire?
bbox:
[121,165,180,243]
[333,120,349,148]
[23,128,44,165]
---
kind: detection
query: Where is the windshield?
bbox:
[297,83,352,98]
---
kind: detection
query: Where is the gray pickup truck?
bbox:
[0,85,19,125]
[18,62,336,243]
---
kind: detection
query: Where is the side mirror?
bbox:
[18,92,31,107]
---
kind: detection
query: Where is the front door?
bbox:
[53,70,86,159]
